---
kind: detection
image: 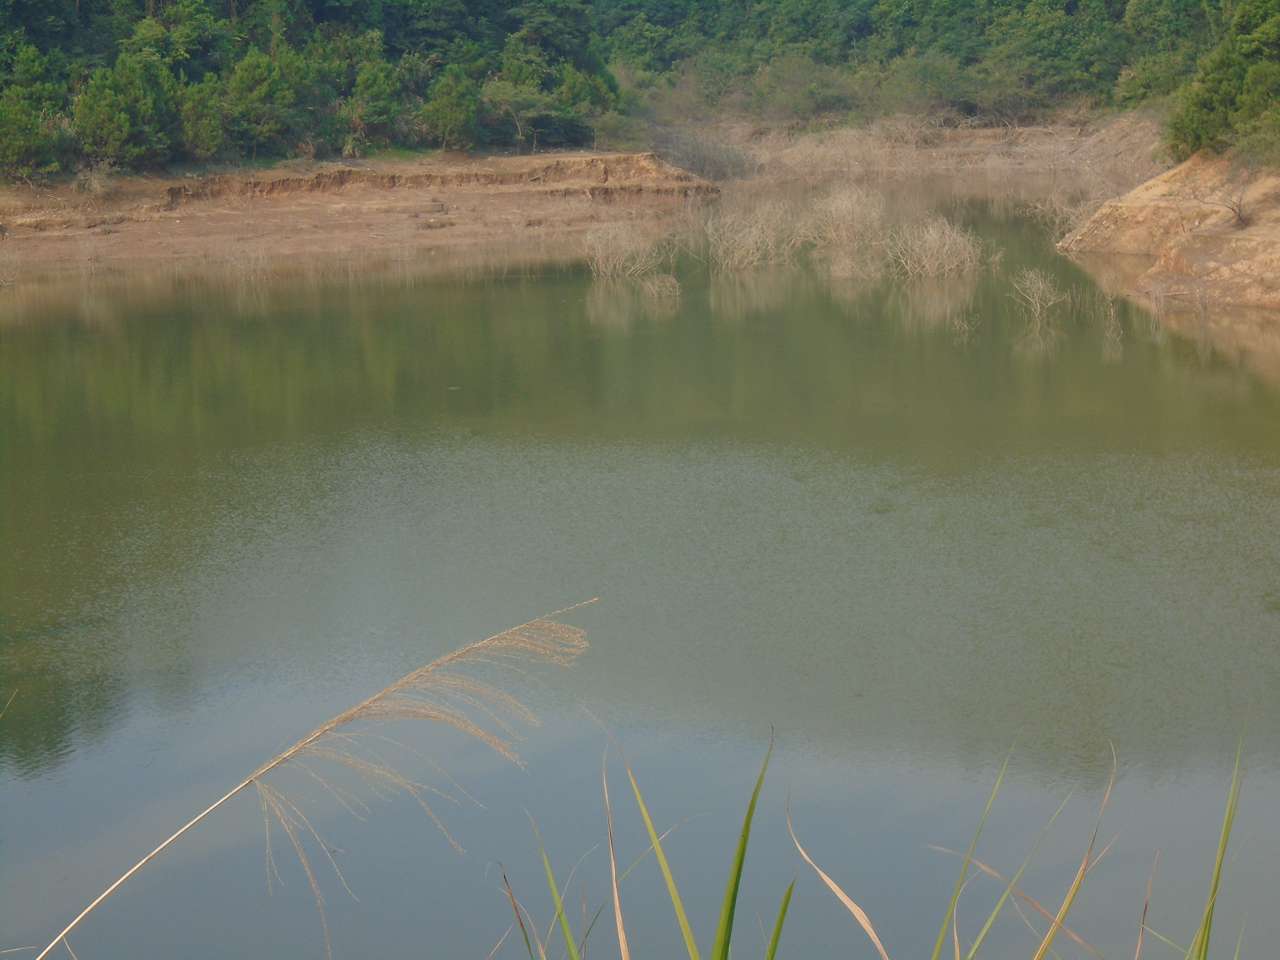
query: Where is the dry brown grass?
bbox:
[31,601,596,960]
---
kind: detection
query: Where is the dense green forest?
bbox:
[1,0,1277,178]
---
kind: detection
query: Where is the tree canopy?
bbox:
[0,0,1273,177]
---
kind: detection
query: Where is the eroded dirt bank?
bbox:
[1061,154,1280,310]
[0,151,715,280]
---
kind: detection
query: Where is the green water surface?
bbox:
[3,209,1280,959]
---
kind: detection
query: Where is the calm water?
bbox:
[3,208,1280,959]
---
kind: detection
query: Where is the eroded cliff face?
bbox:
[1061,154,1280,310]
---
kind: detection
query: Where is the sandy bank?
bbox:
[0,151,715,280]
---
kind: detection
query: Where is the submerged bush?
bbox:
[884,217,985,278]
[584,223,670,279]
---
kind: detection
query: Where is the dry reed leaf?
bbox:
[1031,746,1118,960]
[927,847,1101,957]
[787,803,892,960]
[1134,851,1160,960]
[602,753,633,960]
[503,868,549,960]
[486,924,514,960]
[33,600,596,960]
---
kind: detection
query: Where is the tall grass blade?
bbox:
[532,821,582,960]
[710,735,774,960]
[1186,743,1243,960]
[602,753,632,960]
[931,753,1009,960]
[765,880,796,960]
[487,924,515,960]
[1031,746,1117,960]
[503,868,546,960]
[1134,852,1160,960]
[928,847,1099,957]
[965,792,1072,960]
[625,759,701,960]
[1141,925,1188,955]
[787,803,892,960]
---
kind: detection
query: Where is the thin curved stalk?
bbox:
[33,600,596,960]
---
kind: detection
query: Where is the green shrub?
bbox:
[0,88,65,177]
[1235,105,1280,168]
[0,45,71,177]
[74,52,180,168]
[180,75,226,161]
[1167,0,1280,159]
[420,65,480,149]
[224,48,297,157]
[349,58,401,142]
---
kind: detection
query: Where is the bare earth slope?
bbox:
[0,152,714,278]
[1061,154,1280,310]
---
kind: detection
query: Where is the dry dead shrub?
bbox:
[1011,268,1067,347]
[584,223,669,280]
[796,185,887,249]
[883,216,984,279]
[73,162,117,200]
[773,129,895,182]
[1024,188,1107,240]
[869,113,946,148]
[702,196,802,271]
[797,185,891,279]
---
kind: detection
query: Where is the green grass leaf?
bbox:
[931,752,1009,960]
[710,735,774,960]
[1186,742,1243,960]
[965,792,1072,960]
[530,819,581,960]
[625,759,701,960]
[1031,747,1117,960]
[766,880,796,960]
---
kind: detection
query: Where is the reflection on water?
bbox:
[3,203,1280,960]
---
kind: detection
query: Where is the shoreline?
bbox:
[0,151,715,283]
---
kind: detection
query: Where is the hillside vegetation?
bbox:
[0,0,1277,179]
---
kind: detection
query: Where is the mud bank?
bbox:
[0,152,715,280]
